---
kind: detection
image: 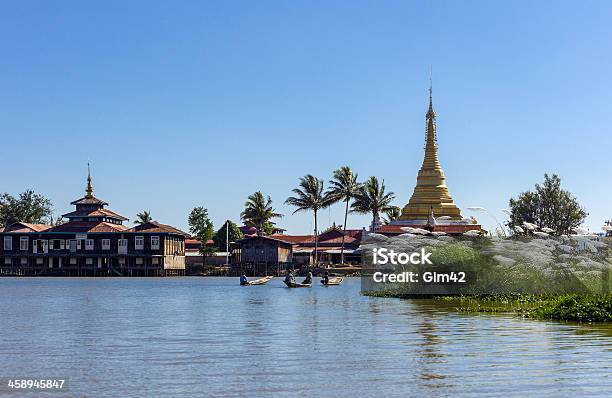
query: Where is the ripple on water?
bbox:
[0,277,610,397]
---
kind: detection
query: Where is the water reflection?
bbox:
[0,277,610,397]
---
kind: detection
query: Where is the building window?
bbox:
[102,239,110,250]
[36,258,43,265]
[4,258,11,265]
[33,240,38,254]
[69,240,77,252]
[118,239,128,254]
[135,236,144,250]
[86,258,93,265]
[76,240,83,250]
[70,258,77,265]
[152,257,159,265]
[151,236,160,250]
[4,237,12,251]
[85,239,94,251]
[21,257,27,265]
[20,237,29,251]
[136,257,143,265]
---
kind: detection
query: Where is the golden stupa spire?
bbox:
[398,83,462,221]
[85,162,94,198]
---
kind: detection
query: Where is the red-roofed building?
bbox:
[0,171,187,276]
[232,225,364,272]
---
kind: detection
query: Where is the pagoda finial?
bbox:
[85,162,94,198]
[427,68,435,120]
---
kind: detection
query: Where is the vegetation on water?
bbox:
[440,294,612,323]
[362,229,612,323]
[364,291,612,322]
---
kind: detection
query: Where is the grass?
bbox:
[363,292,612,322]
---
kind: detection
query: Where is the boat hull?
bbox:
[321,277,344,286]
[284,280,311,288]
[241,276,274,286]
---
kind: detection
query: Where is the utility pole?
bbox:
[226,219,229,266]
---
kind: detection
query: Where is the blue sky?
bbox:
[1,0,611,234]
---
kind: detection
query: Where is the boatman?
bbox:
[240,272,250,286]
[322,271,330,285]
[284,270,295,285]
[302,270,313,285]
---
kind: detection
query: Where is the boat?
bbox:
[242,275,274,286]
[284,280,312,288]
[321,277,344,286]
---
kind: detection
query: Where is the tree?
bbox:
[240,191,283,236]
[383,206,401,224]
[188,206,216,266]
[285,175,334,266]
[135,210,153,225]
[0,190,53,227]
[326,166,361,264]
[508,174,588,235]
[50,216,66,226]
[213,220,244,251]
[351,176,396,230]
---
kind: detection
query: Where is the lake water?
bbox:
[0,277,611,397]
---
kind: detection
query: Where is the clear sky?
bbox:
[1,0,611,235]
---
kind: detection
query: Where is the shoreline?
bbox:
[364,291,612,323]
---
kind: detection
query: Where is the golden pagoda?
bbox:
[399,88,462,221]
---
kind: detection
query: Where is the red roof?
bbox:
[70,196,108,206]
[236,235,293,246]
[270,234,314,244]
[1,222,51,233]
[125,221,189,236]
[61,208,128,221]
[46,221,128,233]
[185,238,214,249]
[376,224,482,235]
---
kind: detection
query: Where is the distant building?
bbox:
[232,225,363,274]
[239,224,286,237]
[184,238,229,269]
[0,171,188,276]
[233,235,293,275]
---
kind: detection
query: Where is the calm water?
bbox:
[0,277,611,397]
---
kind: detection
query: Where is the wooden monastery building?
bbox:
[0,172,188,276]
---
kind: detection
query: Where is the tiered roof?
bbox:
[125,221,190,237]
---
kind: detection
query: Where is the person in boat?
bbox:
[302,270,313,285]
[239,272,250,286]
[284,270,295,285]
[322,271,330,285]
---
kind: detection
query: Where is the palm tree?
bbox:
[240,191,283,235]
[351,176,396,230]
[135,210,153,225]
[285,175,333,266]
[383,206,401,224]
[326,166,361,264]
